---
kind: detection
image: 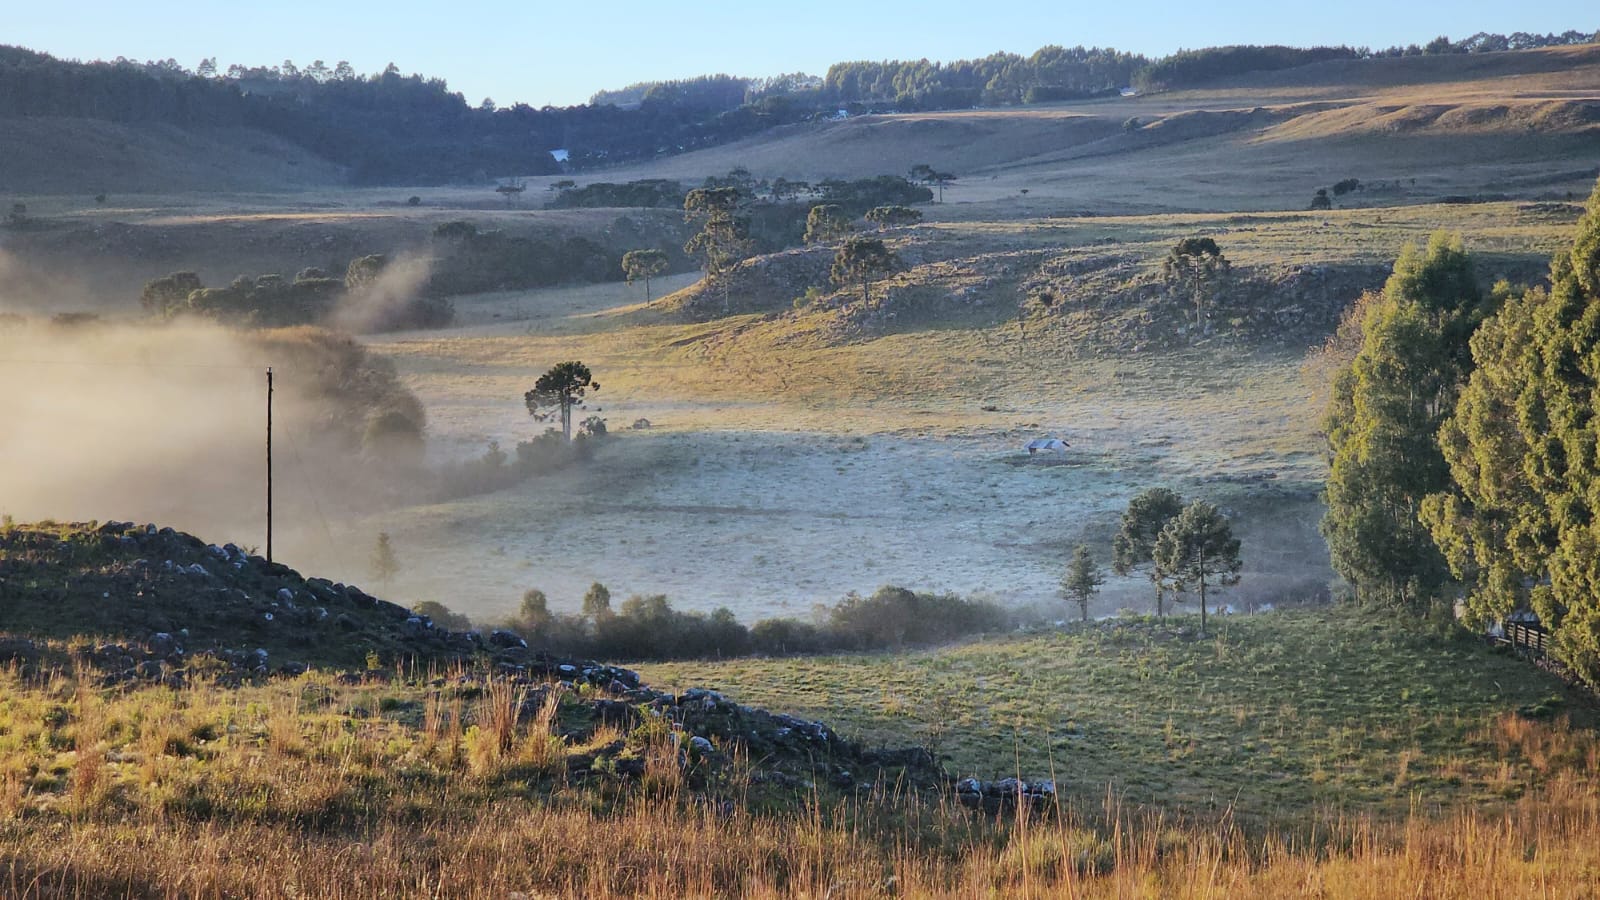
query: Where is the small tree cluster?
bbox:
[1112,487,1242,633]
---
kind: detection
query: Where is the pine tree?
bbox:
[1153,501,1242,636]
[1422,179,1600,683]
[1321,232,1484,612]
[525,361,598,442]
[1062,544,1105,622]
[1113,487,1185,618]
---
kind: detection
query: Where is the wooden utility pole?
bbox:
[266,366,274,563]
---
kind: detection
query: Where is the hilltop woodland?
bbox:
[3,27,1596,182]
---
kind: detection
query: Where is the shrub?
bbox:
[502,585,1011,662]
[825,586,1009,650]
[412,600,472,631]
[577,415,607,438]
[864,206,923,229]
[140,272,204,317]
[551,179,687,209]
[750,618,828,655]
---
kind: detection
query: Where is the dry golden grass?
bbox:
[1,635,1598,897]
[5,749,1600,898]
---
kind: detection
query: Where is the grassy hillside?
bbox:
[641,607,1597,822]
[3,533,1600,896]
[0,118,345,194]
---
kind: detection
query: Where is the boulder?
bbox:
[489,629,528,650]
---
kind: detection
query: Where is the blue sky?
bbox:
[8,1,1594,107]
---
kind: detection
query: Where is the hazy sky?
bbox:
[9,1,1595,107]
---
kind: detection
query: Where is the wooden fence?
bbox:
[1500,620,1549,658]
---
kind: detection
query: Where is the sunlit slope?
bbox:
[586,45,1600,213]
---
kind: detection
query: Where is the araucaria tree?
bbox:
[620,249,670,305]
[683,187,752,311]
[1153,501,1242,636]
[1062,543,1105,622]
[525,361,598,441]
[1421,179,1600,682]
[1321,232,1484,612]
[1113,487,1186,618]
[831,236,898,304]
[1161,237,1230,337]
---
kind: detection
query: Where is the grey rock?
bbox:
[488,629,527,650]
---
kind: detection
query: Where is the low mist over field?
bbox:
[0,320,424,574]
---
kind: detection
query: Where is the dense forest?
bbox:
[0,47,814,182]
[1,28,1595,184]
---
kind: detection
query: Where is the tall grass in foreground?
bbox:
[1,662,1598,897]
[4,776,1599,898]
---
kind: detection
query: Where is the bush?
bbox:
[412,600,471,630]
[424,227,625,295]
[817,176,932,214]
[140,271,204,317]
[750,618,828,655]
[577,415,607,438]
[825,586,1009,650]
[551,179,687,209]
[864,206,923,229]
[140,260,447,331]
[498,584,1012,662]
